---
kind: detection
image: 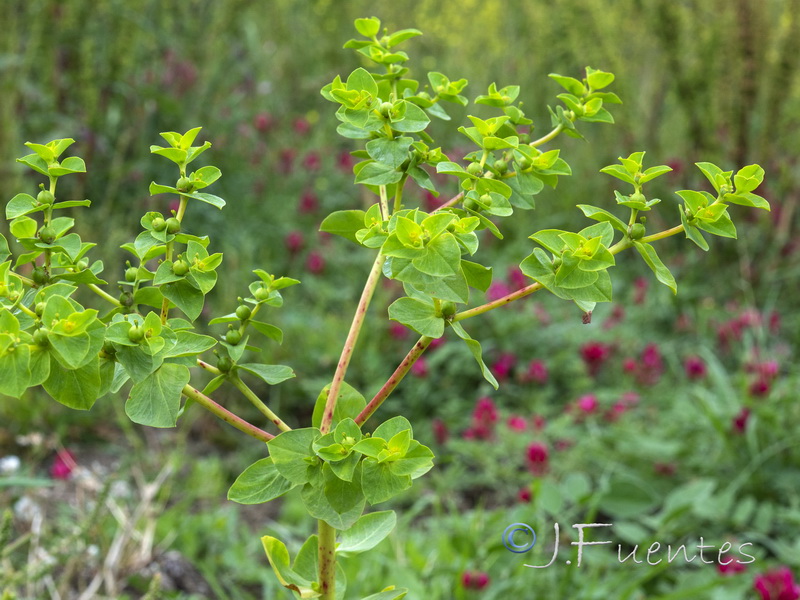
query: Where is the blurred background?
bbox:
[1,0,799,598]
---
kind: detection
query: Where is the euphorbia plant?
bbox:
[0,16,768,600]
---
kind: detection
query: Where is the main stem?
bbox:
[318,519,336,600]
[319,250,385,434]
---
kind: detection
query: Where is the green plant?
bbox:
[0,16,769,600]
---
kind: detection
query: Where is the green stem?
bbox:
[531,124,564,147]
[379,185,390,220]
[432,192,464,213]
[355,336,432,426]
[393,174,408,214]
[320,250,385,434]
[639,224,684,244]
[87,283,122,307]
[318,519,336,600]
[230,373,292,433]
[181,384,274,443]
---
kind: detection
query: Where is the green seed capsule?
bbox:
[217,356,233,373]
[254,287,270,302]
[172,259,189,276]
[441,301,457,318]
[33,328,49,346]
[38,226,56,244]
[165,217,181,235]
[176,176,193,192]
[226,328,242,345]
[630,223,646,240]
[125,267,138,282]
[235,305,252,321]
[37,190,55,205]
[466,162,483,176]
[127,326,145,343]
[151,217,167,232]
[32,266,48,285]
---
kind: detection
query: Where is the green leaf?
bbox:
[269,428,321,485]
[577,204,627,233]
[188,192,226,209]
[373,416,413,441]
[586,68,614,90]
[320,210,367,244]
[347,67,378,97]
[125,363,191,427]
[392,101,430,133]
[548,73,586,96]
[324,463,364,513]
[0,343,31,398]
[261,536,320,598]
[161,279,205,320]
[360,590,408,600]
[387,28,422,47]
[43,358,101,410]
[6,194,41,219]
[412,233,460,277]
[449,321,498,389]
[337,511,397,557]
[48,156,86,177]
[301,479,365,530]
[724,192,770,210]
[228,457,297,505]
[249,320,284,344]
[312,381,366,430]
[733,164,764,193]
[599,164,635,184]
[366,137,412,169]
[679,207,709,251]
[164,331,216,357]
[237,363,295,385]
[634,242,677,294]
[355,161,403,186]
[461,260,492,292]
[388,297,444,338]
[0,234,9,263]
[354,17,381,38]
[639,165,672,184]
[695,161,726,192]
[696,210,737,238]
[361,459,411,504]
[10,216,37,239]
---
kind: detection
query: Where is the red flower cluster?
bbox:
[461,571,490,590]
[522,359,548,384]
[580,341,612,377]
[754,567,800,600]
[623,343,664,385]
[463,397,498,440]
[50,449,76,480]
[526,442,549,475]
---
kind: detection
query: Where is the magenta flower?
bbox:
[580,341,612,376]
[531,415,546,431]
[306,251,325,274]
[749,379,771,397]
[524,359,548,384]
[754,567,800,600]
[284,231,304,254]
[622,358,637,374]
[684,356,707,379]
[718,559,747,575]
[473,397,498,424]
[432,418,448,445]
[654,462,677,477]
[633,276,648,305]
[491,353,516,381]
[253,112,274,133]
[428,336,445,351]
[486,281,512,302]
[293,117,310,135]
[507,416,526,431]
[336,150,356,173]
[604,401,628,422]
[636,343,664,385]
[575,394,599,415]
[50,449,75,480]
[462,571,490,590]
[507,267,527,290]
[299,191,319,214]
[422,191,441,212]
[410,358,428,378]
[526,442,549,475]
[302,151,321,171]
[518,488,532,503]
[389,322,409,340]
[279,148,295,174]
[733,408,750,433]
